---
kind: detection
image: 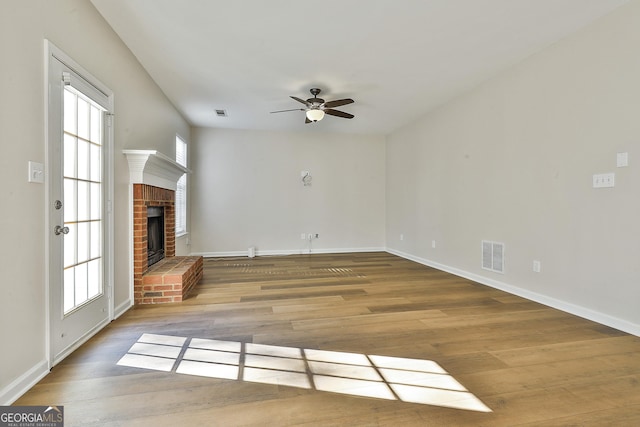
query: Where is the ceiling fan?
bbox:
[271,88,354,123]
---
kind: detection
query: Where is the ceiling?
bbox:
[90,0,628,135]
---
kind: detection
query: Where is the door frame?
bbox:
[44,40,115,368]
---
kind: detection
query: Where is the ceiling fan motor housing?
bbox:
[307,88,325,105]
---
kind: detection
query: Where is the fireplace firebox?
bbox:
[147,206,165,267]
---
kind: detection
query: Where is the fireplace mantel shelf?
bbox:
[123,149,190,191]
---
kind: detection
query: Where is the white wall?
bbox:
[190,128,386,256]
[386,1,640,334]
[0,0,190,403]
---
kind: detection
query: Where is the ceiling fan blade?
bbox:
[270,108,305,114]
[291,96,310,106]
[305,116,312,124]
[324,109,354,119]
[323,98,354,109]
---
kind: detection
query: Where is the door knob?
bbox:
[54,225,70,235]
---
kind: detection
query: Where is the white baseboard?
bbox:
[114,298,133,319]
[387,248,640,337]
[52,318,111,367]
[191,247,386,258]
[0,359,49,405]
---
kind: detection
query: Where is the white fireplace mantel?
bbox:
[123,149,190,191]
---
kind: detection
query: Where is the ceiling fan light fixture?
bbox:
[306,109,325,122]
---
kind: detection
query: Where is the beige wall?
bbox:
[386,1,640,333]
[190,128,386,256]
[0,0,189,403]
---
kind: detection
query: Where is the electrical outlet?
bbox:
[533,260,541,273]
[400,234,404,241]
[432,240,436,248]
[592,173,614,188]
[301,233,306,240]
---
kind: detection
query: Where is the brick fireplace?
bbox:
[133,184,176,301]
[124,150,202,305]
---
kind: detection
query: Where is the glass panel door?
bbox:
[48,43,113,366]
[62,87,104,314]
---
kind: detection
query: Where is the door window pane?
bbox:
[77,222,89,263]
[77,139,89,181]
[74,263,88,306]
[64,268,75,313]
[64,90,77,134]
[64,179,76,223]
[77,97,89,140]
[64,134,76,178]
[90,144,101,182]
[88,259,101,299]
[63,224,76,268]
[77,181,89,221]
[90,183,101,220]
[90,222,101,258]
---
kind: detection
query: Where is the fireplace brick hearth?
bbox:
[141,256,203,304]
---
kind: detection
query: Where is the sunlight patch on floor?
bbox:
[117,334,491,412]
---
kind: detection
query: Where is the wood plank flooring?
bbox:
[16,252,640,426]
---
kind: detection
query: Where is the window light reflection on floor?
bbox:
[117,333,491,413]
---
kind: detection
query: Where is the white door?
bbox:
[47,45,113,365]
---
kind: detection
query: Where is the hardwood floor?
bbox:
[16,252,640,426]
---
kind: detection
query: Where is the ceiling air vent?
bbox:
[482,240,504,274]
[215,109,227,117]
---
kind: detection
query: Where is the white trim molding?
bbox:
[122,150,191,191]
[191,247,386,259]
[387,248,640,337]
[0,359,49,405]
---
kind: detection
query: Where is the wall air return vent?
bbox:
[482,240,504,274]
[215,109,227,117]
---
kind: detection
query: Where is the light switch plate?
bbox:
[28,161,44,183]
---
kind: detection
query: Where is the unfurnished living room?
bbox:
[1,0,640,426]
